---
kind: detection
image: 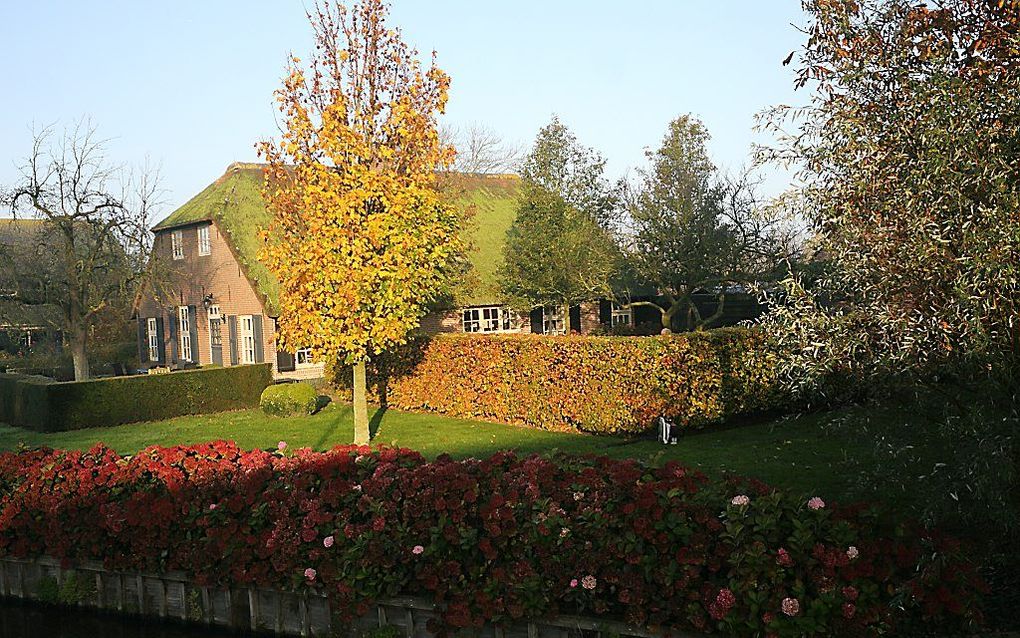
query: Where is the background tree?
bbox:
[623,114,794,331]
[444,122,521,175]
[1,122,159,380]
[258,0,462,444]
[498,118,619,330]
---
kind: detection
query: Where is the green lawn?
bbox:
[0,403,866,501]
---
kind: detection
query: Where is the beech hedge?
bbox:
[0,364,272,432]
[0,443,983,636]
[334,328,787,434]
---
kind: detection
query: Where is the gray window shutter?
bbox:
[227,315,238,366]
[188,305,199,363]
[155,317,166,364]
[252,314,265,364]
[168,311,178,363]
[137,318,149,364]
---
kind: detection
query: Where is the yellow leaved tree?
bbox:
[257,0,462,444]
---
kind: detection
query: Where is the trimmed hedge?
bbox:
[334,328,786,434]
[260,382,318,417]
[0,364,273,432]
[0,443,984,635]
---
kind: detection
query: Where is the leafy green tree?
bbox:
[498,118,619,330]
[623,114,793,331]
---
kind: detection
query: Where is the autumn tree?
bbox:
[498,118,619,330]
[258,0,462,444]
[1,122,159,380]
[622,115,795,331]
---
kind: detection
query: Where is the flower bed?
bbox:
[333,328,787,434]
[0,443,984,636]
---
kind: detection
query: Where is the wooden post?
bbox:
[275,592,284,635]
[17,562,25,598]
[405,609,415,638]
[95,572,105,608]
[299,594,310,637]
[201,586,212,624]
[136,574,146,614]
[116,573,125,611]
[249,588,260,631]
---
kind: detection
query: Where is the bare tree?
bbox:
[446,122,521,174]
[1,121,161,380]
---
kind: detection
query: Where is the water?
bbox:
[0,599,239,638]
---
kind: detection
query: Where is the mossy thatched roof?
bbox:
[152,164,520,314]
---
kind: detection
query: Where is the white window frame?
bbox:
[207,305,221,352]
[462,306,515,334]
[542,307,566,335]
[295,347,315,368]
[147,317,159,361]
[178,306,193,362]
[611,302,632,327]
[197,225,211,256]
[171,230,184,260]
[240,315,256,364]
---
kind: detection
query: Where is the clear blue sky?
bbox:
[1,1,808,218]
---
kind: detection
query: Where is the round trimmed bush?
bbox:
[260,382,317,417]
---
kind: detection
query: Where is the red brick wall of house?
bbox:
[136,220,277,371]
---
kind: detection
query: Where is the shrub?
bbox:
[0,443,984,635]
[0,364,273,432]
[333,328,788,434]
[260,382,318,417]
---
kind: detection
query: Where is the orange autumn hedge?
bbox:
[333,328,789,434]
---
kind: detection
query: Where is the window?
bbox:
[207,305,222,349]
[542,307,565,335]
[178,306,192,362]
[611,302,632,327]
[171,230,184,260]
[198,226,211,256]
[295,347,314,367]
[462,306,515,333]
[147,317,159,361]
[19,331,32,350]
[240,315,256,364]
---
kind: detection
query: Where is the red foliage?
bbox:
[0,443,984,635]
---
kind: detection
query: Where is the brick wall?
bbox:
[136,220,277,371]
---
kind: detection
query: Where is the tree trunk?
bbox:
[70,329,90,381]
[352,360,370,445]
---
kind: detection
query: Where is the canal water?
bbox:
[0,598,238,638]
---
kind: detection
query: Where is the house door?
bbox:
[208,305,223,365]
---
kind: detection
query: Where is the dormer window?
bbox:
[198,226,211,256]
[171,230,184,260]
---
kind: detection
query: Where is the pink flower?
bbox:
[573,491,584,501]
[570,579,578,588]
[781,597,800,617]
[208,504,217,511]
[412,545,424,555]
[846,545,859,560]
[277,441,288,452]
[581,575,597,590]
[776,548,793,567]
[304,568,316,581]
[716,588,736,608]
[323,535,334,548]
[842,603,856,619]
[730,494,750,506]
[560,528,570,538]
[807,496,825,510]
[762,612,775,624]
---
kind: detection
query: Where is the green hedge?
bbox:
[0,364,273,432]
[333,328,790,434]
[260,382,318,417]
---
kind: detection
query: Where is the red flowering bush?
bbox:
[0,443,983,636]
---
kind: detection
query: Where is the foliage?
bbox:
[1,122,160,381]
[332,329,789,434]
[0,364,272,432]
[623,115,794,330]
[758,0,1020,393]
[0,443,983,635]
[257,0,463,443]
[260,382,318,417]
[499,118,620,327]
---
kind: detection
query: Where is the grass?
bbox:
[0,402,870,502]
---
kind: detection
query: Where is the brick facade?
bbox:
[135,220,279,372]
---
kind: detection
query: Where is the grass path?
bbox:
[0,403,859,500]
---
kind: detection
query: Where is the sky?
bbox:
[0,1,810,220]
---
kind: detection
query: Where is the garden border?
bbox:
[0,556,702,638]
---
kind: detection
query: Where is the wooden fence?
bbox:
[0,556,700,638]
